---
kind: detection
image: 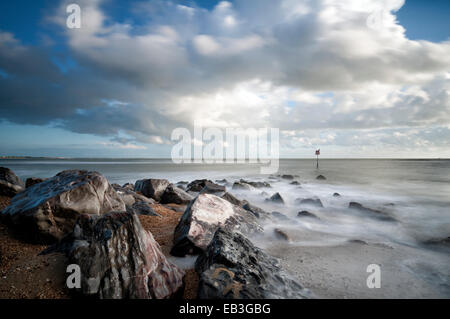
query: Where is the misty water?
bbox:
[2,158,449,297]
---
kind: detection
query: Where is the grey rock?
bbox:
[271,211,290,221]
[281,175,294,180]
[160,184,194,205]
[199,183,226,196]
[242,203,269,219]
[266,192,285,204]
[171,193,262,257]
[239,179,270,188]
[316,175,326,180]
[221,192,246,207]
[0,167,24,197]
[232,181,252,190]
[195,228,313,299]
[134,179,170,201]
[333,192,341,197]
[296,197,324,208]
[1,170,126,243]
[186,179,217,192]
[290,181,300,185]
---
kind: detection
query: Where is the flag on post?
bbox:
[315,149,320,155]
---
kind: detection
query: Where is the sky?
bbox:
[0,0,449,158]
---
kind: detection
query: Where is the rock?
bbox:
[333,192,341,197]
[266,192,285,204]
[199,183,226,196]
[242,203,269,219]
[171,194,261,257]
[274,228,290,241]
[25,177,46,188]
[348,202,396,221]
[215,179,228,184]
[195,228,312,299]
[290,181,300,185]
[281,175,294,180]
[122,183,134,191]
[297,211,319,219]
[1,170,126,243]
[160,184,194,205]
[127,201,160,216]
[232,181,252,190]
[45,212,185,299]
[113,184,156,207]
[239,179,270,188]
[271,211,290,221]
[316,175,326,180]
[186,179,216,192]
[0,167,24,197]
[177,181,189,185]
[134,179,170,201]
[221,192,246,207]
[295,197,324,208]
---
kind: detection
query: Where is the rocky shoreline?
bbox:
[0,167,315,299]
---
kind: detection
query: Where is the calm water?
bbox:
[1,158,449,296]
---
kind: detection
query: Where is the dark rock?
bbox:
[281,175,294,180]
[127,201,160,216]
[242,203,269,219]
[290,181,300,185]
[333,192,341,197]
[177,181,188,185]
[215,179,228,184]
[221,192,246,207]
[295,197,324,208]
[195,228,312,299]
[122,183,134,191]
[266,192,285,204]
[1,170,126,243]
[0,167,24,197]
[134,179,170,201]
[316,175,326,180]
[297,211,319,219]
[348,202,396,221]
[274,228,290,241]
[239,179,270,188]
[348,239,368,245]
[25,177,46,188]
[171,194,261,257]
[160,184,194,205]
[271,211,290,221]
[199,183,226,195]
[186,179,217,192]
[232,181,252,190]
[45,212,184,299]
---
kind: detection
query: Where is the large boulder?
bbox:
[45,212,185,299]
[134,179,170,201]
[199,183,226,196]
[171,193,261,257]
[0,167,24,197]
[160,184,194,205]
[195,228,313,299]
[1,170,126,242]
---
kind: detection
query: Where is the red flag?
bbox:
[315,149,320,155]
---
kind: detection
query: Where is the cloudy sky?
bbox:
[0,0,449,158]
